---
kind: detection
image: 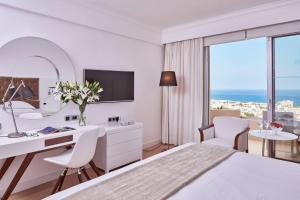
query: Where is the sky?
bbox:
[210,35,300,90]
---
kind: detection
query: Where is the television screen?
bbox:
[84,69,134,102]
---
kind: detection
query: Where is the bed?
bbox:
[44,143,300,200]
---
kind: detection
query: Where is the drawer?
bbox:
[108,138,142,157]
[108,149,142,170]
[107,129,141,146]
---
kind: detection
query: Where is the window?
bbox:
[209,38,267,127]
[208,34,300,162]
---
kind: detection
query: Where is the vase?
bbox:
[79,105,87,126]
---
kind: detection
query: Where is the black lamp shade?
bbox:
[19,86,34,99]
[159,71,177,86]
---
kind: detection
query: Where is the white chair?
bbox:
[44,128,101,194]
[198,116,249,152]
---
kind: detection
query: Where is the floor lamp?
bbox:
[159,71,177,151]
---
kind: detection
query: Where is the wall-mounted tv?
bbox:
[84,69,134,102]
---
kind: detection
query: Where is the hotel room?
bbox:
[0,0,299,199]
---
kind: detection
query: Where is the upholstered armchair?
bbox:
[198,117,250,152]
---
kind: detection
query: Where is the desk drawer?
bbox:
[107,129,141,146]
[108,149,142,170]
[44,135,73,147]
[108,138,142,157]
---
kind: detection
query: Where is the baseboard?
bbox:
[143,139,161,149]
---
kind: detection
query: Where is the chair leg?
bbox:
[57,168,68,192]
[81,168,91,180]
[77,168,83,183]
[262,139,265,156]
[89,160,101,176]
[52,168,68,194]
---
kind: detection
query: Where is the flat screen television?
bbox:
[84,69,134,102]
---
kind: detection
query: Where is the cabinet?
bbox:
[94,122,143,173]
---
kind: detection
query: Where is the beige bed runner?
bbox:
[64,144,235,200]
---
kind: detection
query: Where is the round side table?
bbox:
[249,130,298,158]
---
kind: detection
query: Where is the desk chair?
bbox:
[44,128,100,194]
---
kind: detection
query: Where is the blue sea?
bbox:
[211,90,300,107]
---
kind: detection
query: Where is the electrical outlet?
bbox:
[65,115,79,121]
[65,116,71,121]
[72,115,79,120]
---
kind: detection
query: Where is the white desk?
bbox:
[0,125,105,200]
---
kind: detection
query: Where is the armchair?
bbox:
[199,117,250,152]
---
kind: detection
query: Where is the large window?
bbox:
[209,38,267,128]
[273,35,300,162]
[208,34,300,162]
[274,35,300,121]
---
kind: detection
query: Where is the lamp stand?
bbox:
[7,101,26,138]
[162,86,171,151]
[159,70,177,151]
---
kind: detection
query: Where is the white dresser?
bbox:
[94,122,143,173]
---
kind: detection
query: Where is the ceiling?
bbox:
[71,0,281,29]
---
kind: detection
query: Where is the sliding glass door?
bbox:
[272,34,300,161]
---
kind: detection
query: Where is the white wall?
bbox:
[0,5,163,194]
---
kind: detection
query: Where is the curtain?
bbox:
[162,38,204,145]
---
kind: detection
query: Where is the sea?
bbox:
[211,90,300,107]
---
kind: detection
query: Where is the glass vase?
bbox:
[79,105,87,126]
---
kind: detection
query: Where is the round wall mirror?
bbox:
[0,37,75,118]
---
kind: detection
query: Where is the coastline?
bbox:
[211,89,300,107]
[211,99,300,120]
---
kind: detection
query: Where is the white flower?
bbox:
[54,81,103,108]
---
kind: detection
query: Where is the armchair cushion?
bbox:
[214,117,249,146]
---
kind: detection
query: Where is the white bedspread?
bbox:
[44,143,300,200]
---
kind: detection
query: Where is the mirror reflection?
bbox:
[0,37,75,118]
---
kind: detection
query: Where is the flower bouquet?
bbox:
[54,81,103,126]
[270,122,283,135]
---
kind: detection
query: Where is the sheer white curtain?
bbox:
[162,38,204,145]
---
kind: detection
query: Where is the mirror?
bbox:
[0,37,75,118]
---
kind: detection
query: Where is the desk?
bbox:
[249,130,298,158]
[0,125,105,200]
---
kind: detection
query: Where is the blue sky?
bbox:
[275,35,300,90]
[210,35,300,90]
